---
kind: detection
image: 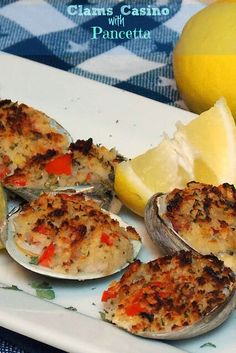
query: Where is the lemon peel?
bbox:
[115,98,236,216]
[173,1,236,117]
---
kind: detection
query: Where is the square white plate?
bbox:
[0,53,235,353]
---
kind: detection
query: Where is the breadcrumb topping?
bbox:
[14,192,140,276]
[102,251,235,335]
[164,182,236,271]
[0,100,69,177]
[4,138,124,190]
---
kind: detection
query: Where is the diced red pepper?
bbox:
[101,288,118,302]
[38,243,55,267]
[128,289,143,304]
[9,175,27,186]
[45,154,72,176]
[100,233,113,246]
[125,303,144,316]
[60,193,77,202]
[0,166,10,180]
[33,225,52,236]
[86,172,92,182]
[2,155,10,165]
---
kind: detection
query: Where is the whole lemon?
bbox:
[173,0,236,117]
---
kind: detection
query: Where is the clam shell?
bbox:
[144,193,198,255]
[5,185,46,202]
[6,192,141,280]
[47,115,73,144]
[47,114,73,145]
[0,187,8,247]
[6,183,122,214]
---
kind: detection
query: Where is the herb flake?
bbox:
[0,285,22,291]
[200,342,216,348]
[99,311,109,322]
[65,306,77,311]
[30,281,52,289]
[30,281,55,300]
[29,256,39,265]
[35,288,55,300]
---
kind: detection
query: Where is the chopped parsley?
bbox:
[65,306,77,311]
[30,281,55,300]
[200,342,216,348]
[99,311,109,322]
[0,285,22,291]
[29,256,39,265]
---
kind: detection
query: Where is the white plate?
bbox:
[0,52,235,353]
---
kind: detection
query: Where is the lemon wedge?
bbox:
[115,98,236,216]
[177,97,236,185]
[115,138,193,217]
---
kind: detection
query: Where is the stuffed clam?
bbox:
[4,138,124,213]
[145,182,236,273]
[102,251,236,339]
[0,100,124,213]
[0,99,72,179]
[6,191,141,280]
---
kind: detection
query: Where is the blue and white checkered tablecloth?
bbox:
[0,0,206,352]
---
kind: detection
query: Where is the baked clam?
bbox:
[145,182,236,273]
[0,99,72,180]
[4,138,124,214]
[6,191,141,280]
[102,251,236,339]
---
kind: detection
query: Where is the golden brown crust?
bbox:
[13,193,140,276]
[4,138,124,189]
[102,251,235,335]
[163,182,236,271]
[0,100,69,177]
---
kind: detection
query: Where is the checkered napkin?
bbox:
[0,1,206,352]
[0,0,206,109]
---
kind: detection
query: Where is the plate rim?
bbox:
[0,52,192,353]
[0,286,186,353]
